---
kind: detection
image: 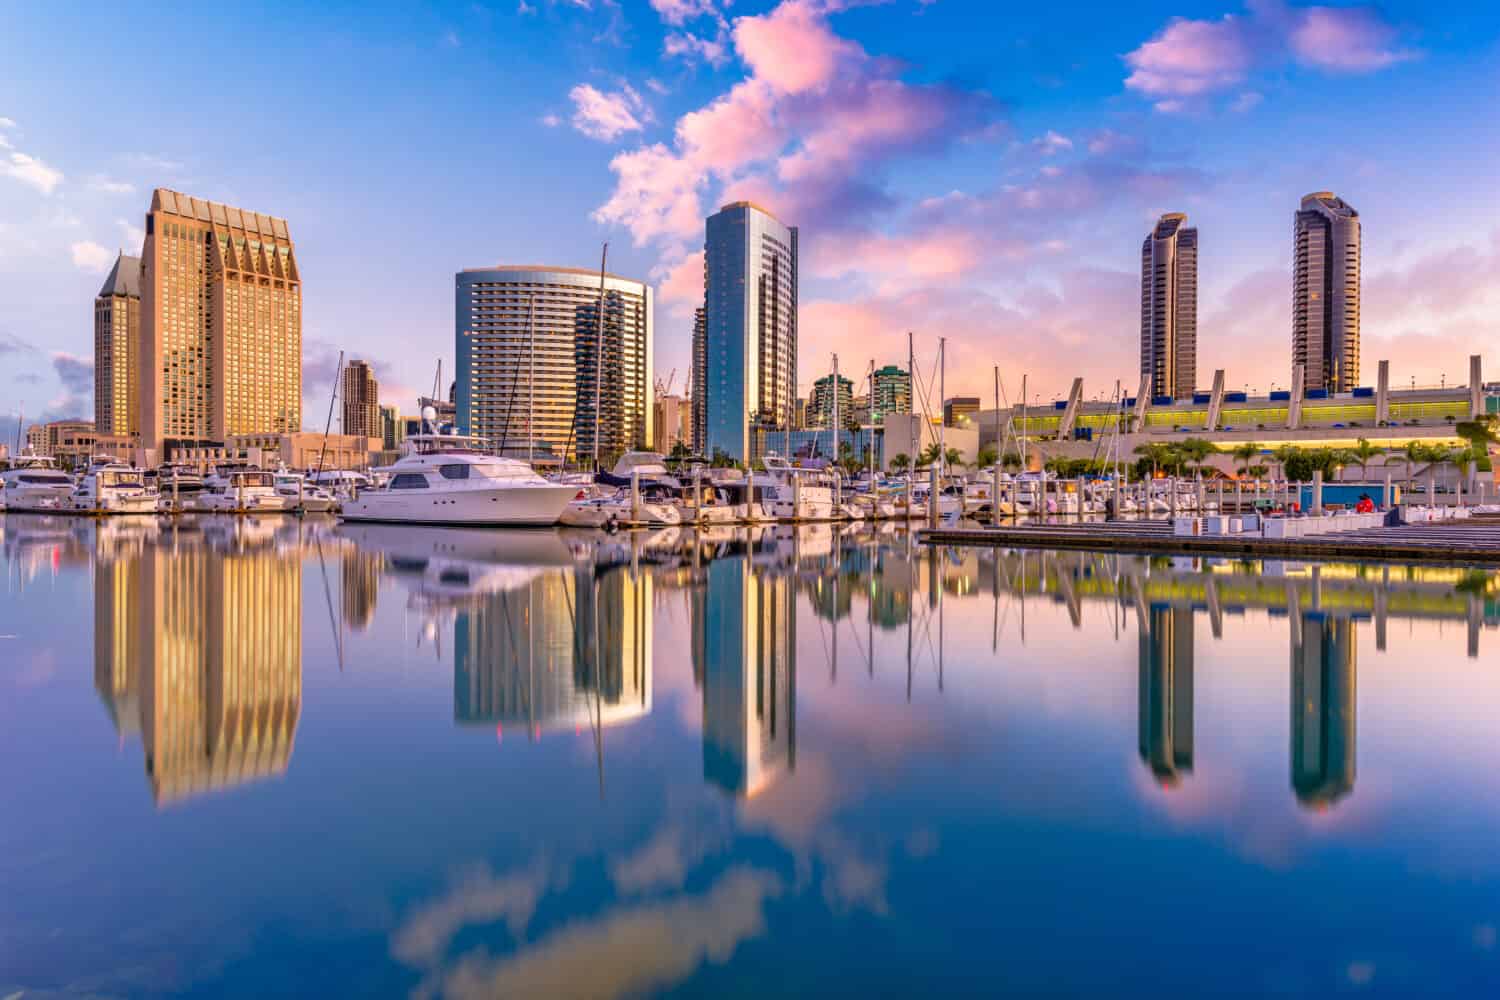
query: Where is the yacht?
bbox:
[68,464,158,515]
[2,455,76,512]
[339,433,577,527]
[756,454,836,521]
[156,465,207,513]
[192,469,289,513]
[273,471,339,513]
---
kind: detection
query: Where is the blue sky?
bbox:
[1,0,1497,429]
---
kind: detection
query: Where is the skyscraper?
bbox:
[340,359,380,441]
[871,365,911,422]
[690,306,706,453]
[1293,192,1361,393]
[1140,212,1198,400]
[703,202,797,463]
[139,189,302,456]
[943,396,980,428]
[808,373,854,429]
[94,252,140,438]
[455,266,653,463]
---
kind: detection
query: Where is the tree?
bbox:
[918,442,942,467]
[709,447,737,469]
[976,445,998,470]
[889,452,910,474]
[944,446,963,470]
[1000,451,1023,471]
[1273,444,1302,480]
[1133,442,1173,479]
[1230,442,1260,476]
[1247,463,1269,479]
[1349,438,1383,480]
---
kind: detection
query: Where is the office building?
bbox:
[1293,192,1361,393]
[1140,212,1198,400]
[1291,611,1357,808]
[871,365,911,422]
[697,556,796,797]
[702,202,798,463]
[94,252,140,437]
[943,396,981,428]
[139,189,302,456]
[340,359,380,441]
[1138,604,1194,785]
[808,373,854,429]
[455,266,653,463]
[690,306,707,453]
[25,424,46,455]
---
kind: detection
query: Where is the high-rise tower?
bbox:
[94,252,140,437]
[340,359,380,442]
[138,189,302,455]
[1140,213,1198,400]
[702,202,797,463]
[1293,192,1361,393]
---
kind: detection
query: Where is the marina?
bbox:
[2,514,1499,996]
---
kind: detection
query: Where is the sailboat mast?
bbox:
[593,242,608,472]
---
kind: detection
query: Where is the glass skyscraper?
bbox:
[703,202,798,464]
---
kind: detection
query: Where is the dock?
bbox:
[919,516,1500,565]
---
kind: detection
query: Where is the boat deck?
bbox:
[919,515,1500,565]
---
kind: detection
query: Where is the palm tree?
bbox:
[1230,442,1260,477]
[944,446,963,470]
[1273,444,1301,481]
[1134,442,1172,479]
[1001,451,1022,471]
[918,442,942,468]
[1247,463,1269,479]
[975,445,998,470]
[889,452,910,474]
[1350,438,1383,481]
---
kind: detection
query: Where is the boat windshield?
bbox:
[232,472,275,487]
[15,472,72,485]
[99,471,146,489]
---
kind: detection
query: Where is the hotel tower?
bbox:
[94,252,141,437]
[1293,192,1361,393]
[455,266,653,463]
[1140,212,1198,400]
[139,188,302,455]
[702,202,798,463]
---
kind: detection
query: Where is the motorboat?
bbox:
[192,469,290,513]
[339,432,577,527]
[68,464,157,515]
[311,469,373,501]
[756,454,836,521]
[2,455,76,512]
[155,466,207,513]
[273,471,339,513]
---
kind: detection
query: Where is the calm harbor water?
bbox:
[2,514,1499,998]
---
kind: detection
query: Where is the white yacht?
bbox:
[68,464,157,515]
[339,433,577,527]
[273,471,339,513]
[756,454,836,521]
[192,469,289,513]
[2,455,76,512]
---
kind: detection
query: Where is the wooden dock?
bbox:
[919,516,1500,565]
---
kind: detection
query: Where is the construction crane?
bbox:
[654,368,677,397]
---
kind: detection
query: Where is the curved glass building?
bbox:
[456,265,653,463]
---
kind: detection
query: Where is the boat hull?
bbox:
[340,483,577,527]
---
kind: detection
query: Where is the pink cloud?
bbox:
[593,0,996,249]
[1124,2,1416,110]
[655,250,705,311]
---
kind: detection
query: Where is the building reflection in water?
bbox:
[93,528,302,806]
[696,555,796,798]
[1138,603,1194,786]
[1291,611,1357,809]
[340,547,383,630]
[453,565,652,737]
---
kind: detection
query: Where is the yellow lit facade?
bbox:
[140,188,302,455]
[94,253,140,438]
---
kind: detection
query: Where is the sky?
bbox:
[1,0,1498,430]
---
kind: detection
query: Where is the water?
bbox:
[2,514,1498,998]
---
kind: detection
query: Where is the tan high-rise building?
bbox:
[1293,192,1361,393]
[1140,212,1198,400]
[340,359,380,441]
[94,252,140,437]
[139,189,302,455]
